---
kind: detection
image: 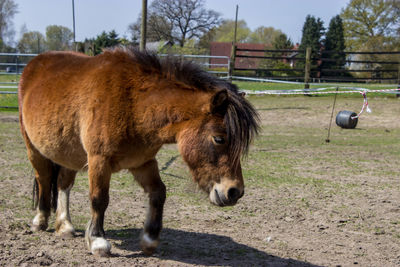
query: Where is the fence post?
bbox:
[304,47,311,89]
[397,60,400,98]
[229,4,238,82]
[229,43,236,82]
[15,55,19,82]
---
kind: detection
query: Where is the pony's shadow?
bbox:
[107,228,320,266]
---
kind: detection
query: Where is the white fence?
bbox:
[0,53,37,90]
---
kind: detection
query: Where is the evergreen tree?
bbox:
[299,15,325,71]
[90,30,121,55]
[272,33,293,50]
[299,15,324,53]
[322,15,347,77]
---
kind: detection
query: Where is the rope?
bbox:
[241,88,399,95]
[230,75,399,88]
[351,91,372,119]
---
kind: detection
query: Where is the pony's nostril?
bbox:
[227,187,241,202]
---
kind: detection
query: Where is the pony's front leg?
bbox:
[130,159,166,255]
[85,155,112,257]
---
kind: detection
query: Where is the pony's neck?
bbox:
[140,85,211,144]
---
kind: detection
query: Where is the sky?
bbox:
[13,0,350,44]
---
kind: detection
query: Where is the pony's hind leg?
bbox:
[130,159,166,256]
[85,155,112,257]
[21,129,58,232]
[55,167,77,237]
[28,151,58,232]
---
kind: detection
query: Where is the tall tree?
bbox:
[213,19,251,43]
[249,26,283,46]
[128,13,173,44]
[321,15,346,76]
[299,15,325,54]
[340,0,399,50]
[0,0,17,46]
[394,0,400,36]
[299,15,325,71]
[88,30,121,55]
[129,0,221,47]
[45,25,73,51]
[17,31,46,53]
[272,33,293,50]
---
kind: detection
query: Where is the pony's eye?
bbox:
[213,136,225,145]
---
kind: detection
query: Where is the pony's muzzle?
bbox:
[209,183,244,206]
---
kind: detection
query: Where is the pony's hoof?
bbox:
[56,228,75,238]
[31,214,48,231]
[90,238,111,257]
[140,233,159,256]
[55,221,75,238]
[31,223,47,232]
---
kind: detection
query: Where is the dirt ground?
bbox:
[1,95,400,266]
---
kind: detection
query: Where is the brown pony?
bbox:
[18,47,259,257]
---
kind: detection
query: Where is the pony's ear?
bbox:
[238,91,246,97]
[210,89,228,116]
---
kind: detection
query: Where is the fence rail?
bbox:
[0,53,37,109]
[230,45,400,86]
[159,54,230,76]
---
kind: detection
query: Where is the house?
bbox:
[145,41,173,52]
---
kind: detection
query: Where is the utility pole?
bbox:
[140,0,147,51]
[397,59,400,97]
[72,0,76,51]
[229,5,239,80]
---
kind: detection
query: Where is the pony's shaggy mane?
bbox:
[107,47,260,163]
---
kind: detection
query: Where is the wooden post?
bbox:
[304,47,311,89]
[396,59,400,98]
[228,5,238,81]
[229,44,236,81]
[140,0,147,51]
[72,0,76,51]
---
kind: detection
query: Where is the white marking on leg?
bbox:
[32,213,42,226]
[142,233,157,246]
[32,211,48,231]
[56,185,75,235]
[140,232,159,255]
[57,185,72,221]
[91,238,111,256]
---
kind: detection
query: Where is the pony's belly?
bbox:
[111,146,161,172]
[32,137,87,171]
[23,116,87,171]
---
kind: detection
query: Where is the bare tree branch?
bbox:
[128,0,221,47]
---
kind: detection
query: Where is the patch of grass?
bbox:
[0,94,18,110]
[0,74,19,110]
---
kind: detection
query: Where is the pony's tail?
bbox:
[32,177,38,210]
[31,162,60,213]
